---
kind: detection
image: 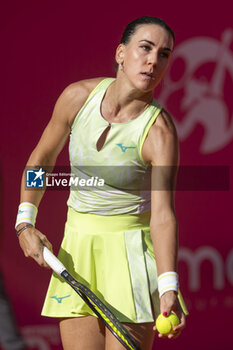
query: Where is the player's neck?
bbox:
[102,78,153,121]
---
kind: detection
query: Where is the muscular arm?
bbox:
[149,110,179,276]
[17,77,104,265]
[143,109,179,274]
[143,109,185,337]
[20,77,104,205]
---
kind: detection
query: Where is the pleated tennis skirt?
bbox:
[41,207,160,323]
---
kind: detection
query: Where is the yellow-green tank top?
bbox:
[67,78,162,215]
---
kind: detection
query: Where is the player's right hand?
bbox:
[17,225,53,268]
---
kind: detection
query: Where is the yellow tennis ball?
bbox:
[156,313,180,335]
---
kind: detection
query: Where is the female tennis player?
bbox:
[16,16,186,350]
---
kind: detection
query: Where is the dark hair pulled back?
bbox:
[120,16,175,45]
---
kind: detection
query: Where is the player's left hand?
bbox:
[153,290,186,339]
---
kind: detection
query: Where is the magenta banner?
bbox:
[1,1,232,349]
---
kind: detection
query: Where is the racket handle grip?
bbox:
[43,246,66,276]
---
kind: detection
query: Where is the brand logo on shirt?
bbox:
[116,143,136,152]
[50,295,71,303]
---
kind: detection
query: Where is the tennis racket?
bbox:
[43,246,141,350]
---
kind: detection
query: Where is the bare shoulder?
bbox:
[142,109,179,165]
[54,77,106,126]
[148,109,178,148]
[153,109,177,137]
[64,77,105,100]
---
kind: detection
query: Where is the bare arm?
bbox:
[17,77,104,266]
[143,109,185,337]
[149,110,179,277]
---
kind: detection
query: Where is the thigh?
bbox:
[105,322,155,350]
[60,316,105,350]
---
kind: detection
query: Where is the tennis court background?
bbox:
[1,1,232,349]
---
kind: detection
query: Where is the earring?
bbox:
[119,62,124,71]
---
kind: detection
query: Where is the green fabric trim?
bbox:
[138,103,163,165]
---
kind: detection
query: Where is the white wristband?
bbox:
[15,202,38,229]
[158,271,179,298]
